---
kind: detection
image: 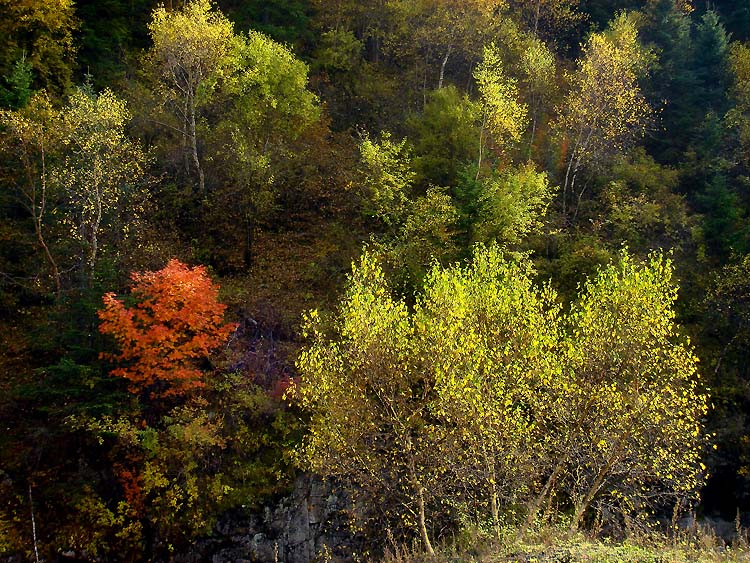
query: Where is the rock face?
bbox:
[177,474,362,563]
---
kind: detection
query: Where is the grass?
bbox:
[377,525,750,563]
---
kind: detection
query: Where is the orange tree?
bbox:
[98,259,236,398]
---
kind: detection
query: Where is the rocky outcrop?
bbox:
[177,474,362,563]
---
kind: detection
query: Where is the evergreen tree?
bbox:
[692,10,731,117]
[641,0,696,163]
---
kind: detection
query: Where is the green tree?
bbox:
[407,86,481,187]
[472,163,555,246]
[509,0,586,44]
[519,37,556,158]
[388,0,509,90]
[692,10,731,117]
[75,0,154,87]
[208,30,320,266]
[145,0,239,194]
[1,86,148,292]
[356,132,459,289]
[599,149,695,254]
[0,55,33,110]
[641,0,697,163]
[727,41,750,171]
[0,0,77,97]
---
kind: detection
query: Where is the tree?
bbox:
[52,86,149,280]
[417,245,563,534]
[0,92,63,294]
[142,1,321,268]
[388,0,509,90]
[692,10,731,117]
[356,132,459,290]
[146,0,238,194]
[532,251,707,531]
[75,0,154,88]
[472,163,555,246]
[407,86,482,187]
[509,0,586,44]
[553,12,653,217]
[1,85,149,292]
[207,30,320,266]
[519,37,556,158]
[98,259,236,399]
[292,252,444,554]
[641,0,697,163]
[0,0,77,97]
[727,41,750,171]
[0,55,33,110]
[474,43,528,169]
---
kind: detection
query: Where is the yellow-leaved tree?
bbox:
[294,247,708,548]
[474,43,528,169]
[146,0,239,194]
[292,252,445,555]
[554,12,653,217]
[526,251,708,532]
[416,246,563,535]
[0,86,148,291]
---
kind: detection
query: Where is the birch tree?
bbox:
[52,87,148,281]
[292,253,444,554]
[146,0,238,193]
[554,13,653,218]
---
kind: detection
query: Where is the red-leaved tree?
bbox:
[98,259,236,398]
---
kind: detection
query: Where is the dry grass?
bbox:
[376,525,750,563]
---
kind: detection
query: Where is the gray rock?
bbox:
[178,474,362,563]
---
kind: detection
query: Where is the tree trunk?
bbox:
[89,178,103,281]
[416,484,435,556]
[569,431,630,532]
[476,114,487,180]
[523,460,564,532]
[406,445,435,555]
[438,45,452,89]
[29,484,39,563]
[189,96,205,194]
[29,142,61,295]
[489,468,500,537]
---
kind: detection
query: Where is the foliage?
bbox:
[555,251,707,531]
[0,0,77,96]
[407,86,481,187]
[145,0,239,194]
[292,251,444,553]
[0,56,33,109]
[416,246,563,532]
[554,12,654,215]
[358,132,415,227]
[0,86,149,293]
[727,41,750,171]
[2,0,750,556]
[356,132,459,289]
[98,259,236,398]
[474,43,528,156]
[472,163,555,246]
[52,86,149,278]
[294,247,707,550]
